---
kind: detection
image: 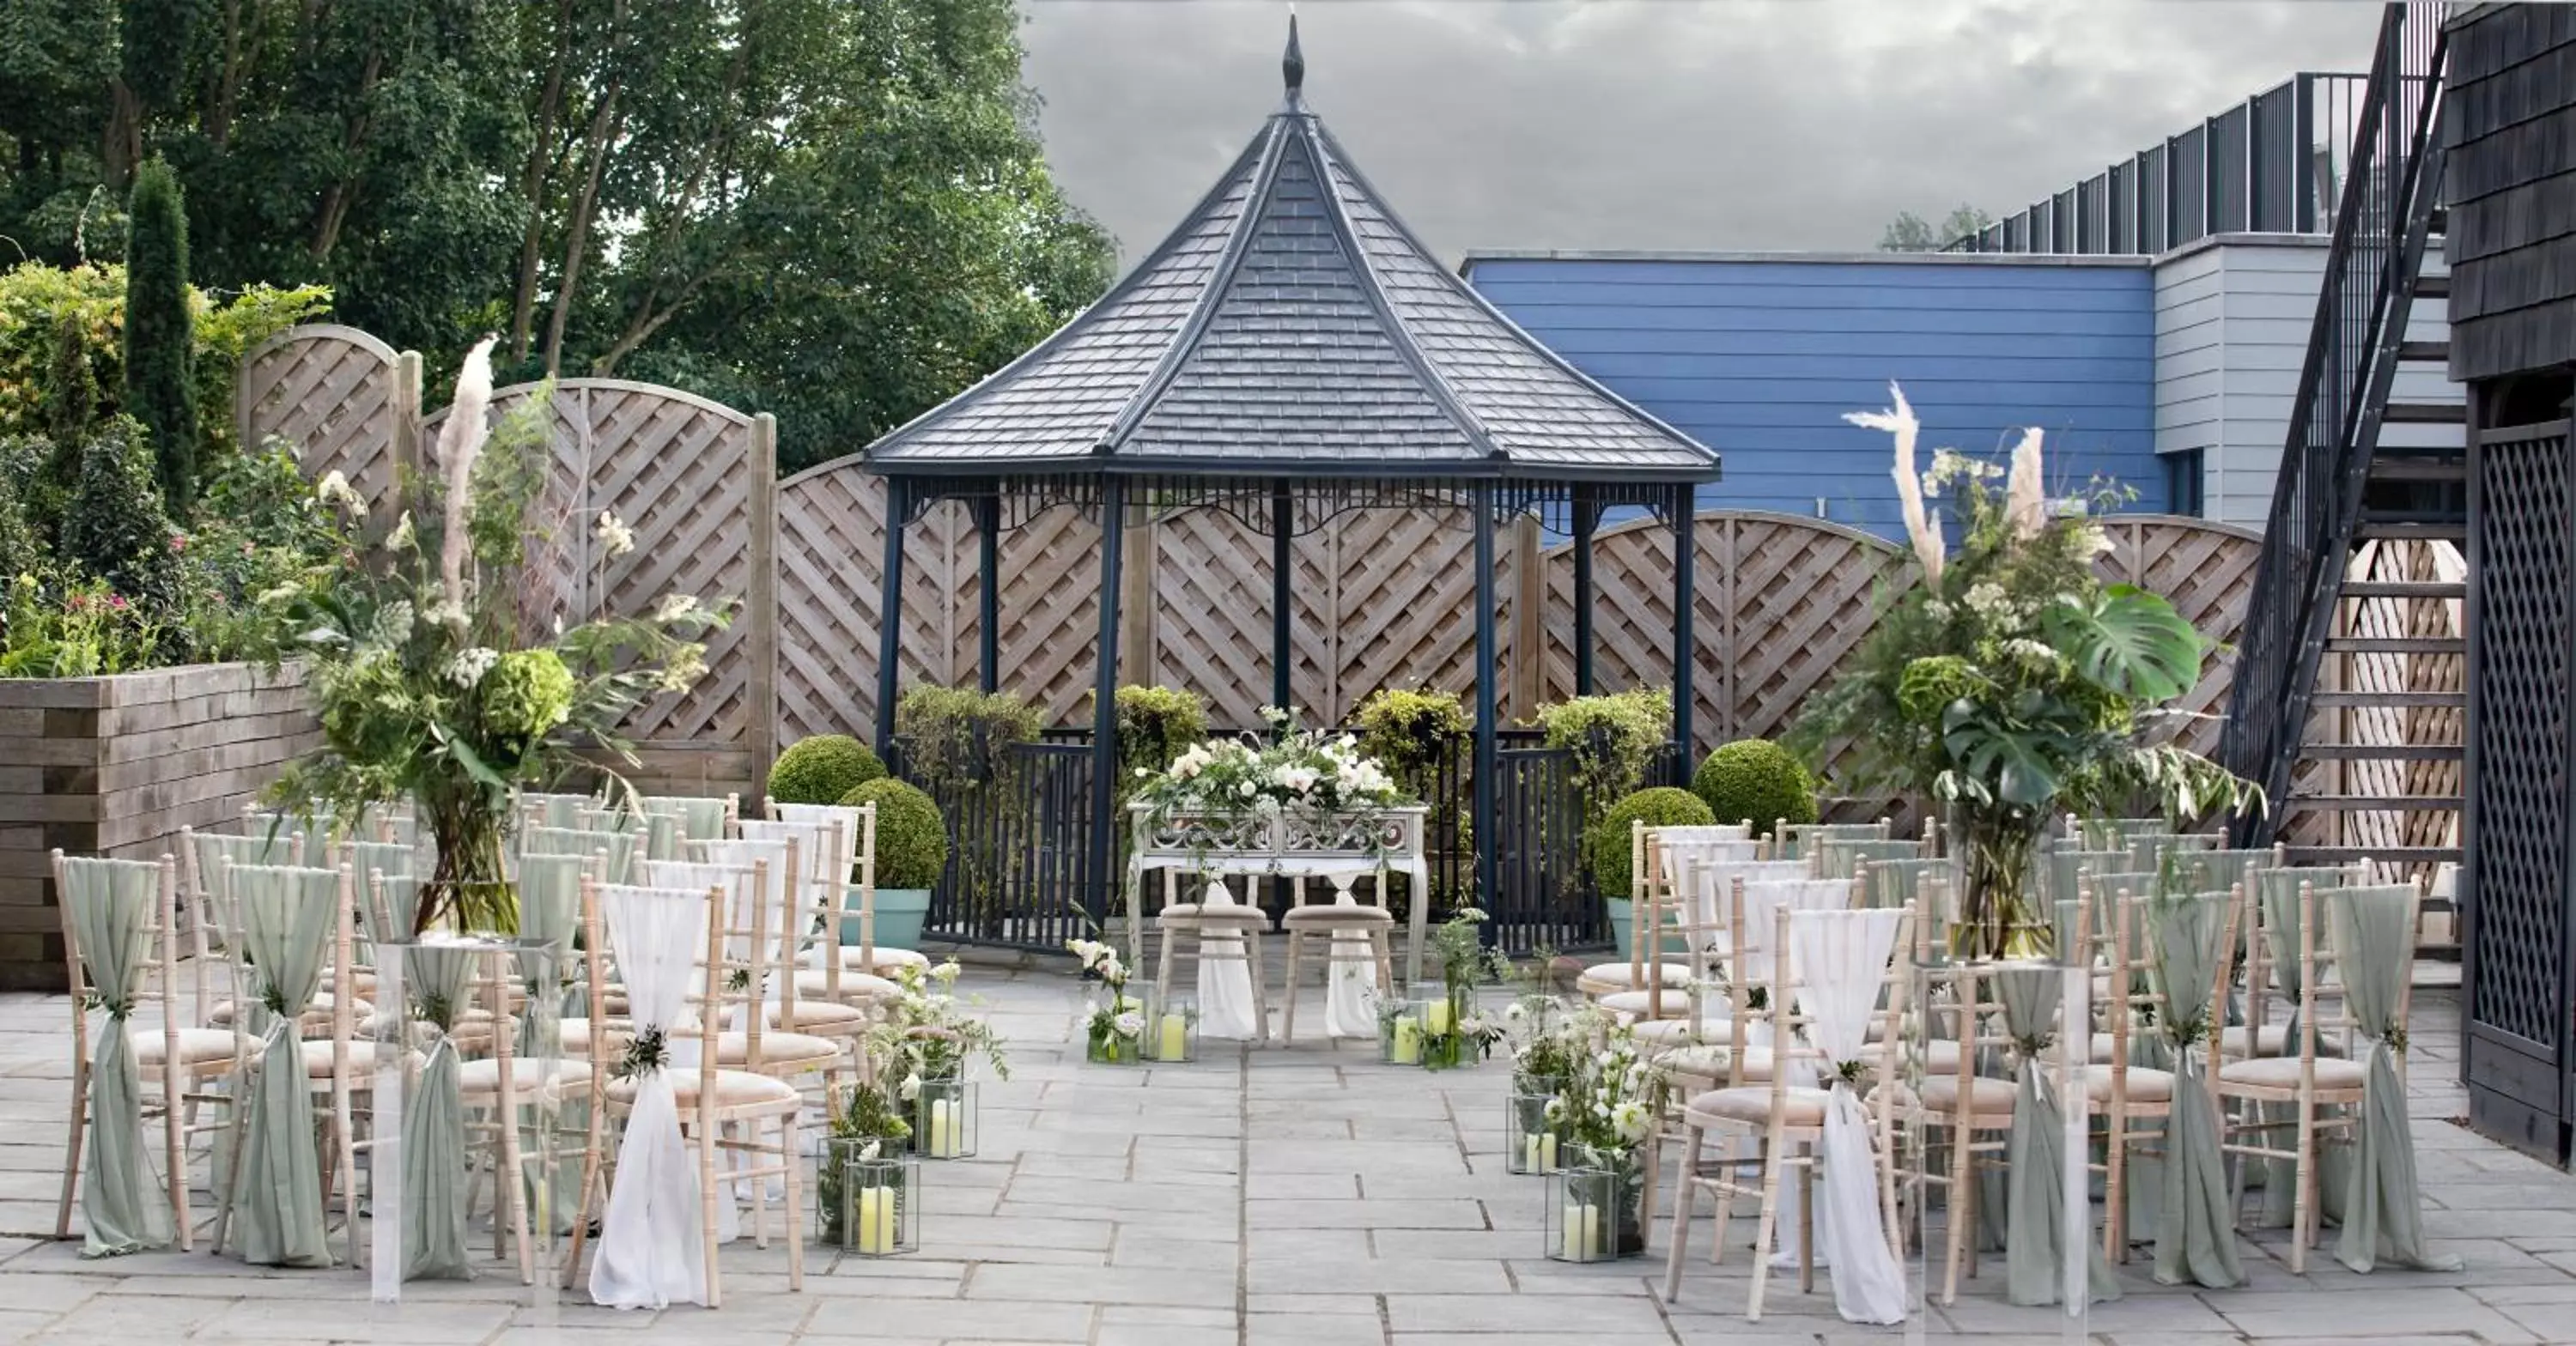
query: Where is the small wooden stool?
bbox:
[1276,876,1394,1044]
[1151,871,1273,1044]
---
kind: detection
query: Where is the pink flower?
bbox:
[169,533,189,553]
[107,594,128,610]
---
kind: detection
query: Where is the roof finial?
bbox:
[1283,8,1305,107]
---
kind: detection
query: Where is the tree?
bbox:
[122,157,196,512]
[1880,203,1996,252]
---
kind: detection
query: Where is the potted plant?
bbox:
[1791,385,2254,960]
[839,778,947,951]
[1689,738,1817,837]
[768,733,888,805]
[1585,787,1713,961]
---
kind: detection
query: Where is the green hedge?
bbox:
[1585,786,1714,900]
[1689,738,1817,838]
[769,734,887,806]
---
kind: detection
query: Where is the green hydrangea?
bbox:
[482,649,575,742]
[1896,655,1981,723]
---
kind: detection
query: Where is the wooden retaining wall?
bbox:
[0,664,320,992]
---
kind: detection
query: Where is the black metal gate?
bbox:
[2464,415,2576,1164]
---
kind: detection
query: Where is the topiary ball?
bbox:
[769,734,887,806]
[1587,786,1716,900]
[1689,739,1819,839]
[841,778,949,890]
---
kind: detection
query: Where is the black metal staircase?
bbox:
[2221,3,2461,949]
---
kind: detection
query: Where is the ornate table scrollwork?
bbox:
[1125,804,1433,990]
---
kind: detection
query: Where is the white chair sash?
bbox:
[589,883,710,1309]
[1195,881,1262,1040]
[1788,909,1907,1325]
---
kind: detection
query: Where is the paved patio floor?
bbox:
[2,961,2572,1345]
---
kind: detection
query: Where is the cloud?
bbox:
[1020,0,2383,267]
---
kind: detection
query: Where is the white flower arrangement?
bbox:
[593,510,636,559]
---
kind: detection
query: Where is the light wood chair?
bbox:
[565,876,807,1305]
[1904,928,2018,1304]
[1660,901,1913,1318]
[1150,869,1273,1044]
[2071,876,2178,1263]
[1577,820,1698,1002]
[1275,872,1396,1044]
[52,852,236,1252]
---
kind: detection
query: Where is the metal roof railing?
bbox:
[1947,72,2391,255]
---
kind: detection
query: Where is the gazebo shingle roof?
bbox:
[864,51,1717,483]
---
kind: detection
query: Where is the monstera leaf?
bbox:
[2047,585,2203,701]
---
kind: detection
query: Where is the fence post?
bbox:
[746,413,779,796]
[392,349,423,484]
[1511,512,1542,718]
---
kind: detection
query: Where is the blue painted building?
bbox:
[1462,252,2166,537]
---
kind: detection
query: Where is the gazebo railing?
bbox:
[888,724,1653,954]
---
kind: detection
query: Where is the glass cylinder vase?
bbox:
[821,1145,919,1256]
[1944,803,2053,962]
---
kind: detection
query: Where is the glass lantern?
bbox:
[1544,1155,1631,1263]
[1504,1077,1563,1176]
[820,1143,919,1256]
[914,1076,977,1161]
[1376,997,1427,1066]
[1082,991,1145,1064]
[1146,991,1199,1063]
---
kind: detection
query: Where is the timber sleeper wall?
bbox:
[0,663,320,993]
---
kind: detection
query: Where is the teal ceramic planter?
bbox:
[842,887,931,950]
[1604,898,1686,961]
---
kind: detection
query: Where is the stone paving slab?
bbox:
[2,970,2573,1344]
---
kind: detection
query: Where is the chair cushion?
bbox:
[459,1057,592,1095]
[297,1039,412,1078]
[2219,1024,2341,1059]
[2217,1055,2366,1092]
[211,991,365,1028]
[1662,1044,1774,1082]
[1685,1084,1829,1126]
[556,1016,629,1055]
[792,968,901,1002]
[1578,961,1692,993]
[131,1027,243,1067]
[605,1068,798,1110]
[2080,1063,2175,1105]
[1631,1017,1728,1047]
[1280,904,1394,928]
[1155,904,1273,926]
[1917,1075,2018,1116]
[762,999,870,1033]
[714,1030,838,1070]
[1598,989,1695,1018]
[811,945,932,974]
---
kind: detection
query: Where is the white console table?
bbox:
[1123,803,1434,990]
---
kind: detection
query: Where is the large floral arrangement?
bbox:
[1790,385,2254,959]
[265,339,728,934]
[1131,707,1407,818]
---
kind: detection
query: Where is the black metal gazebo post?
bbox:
[1273,482,1294,717]
[1471,484,1499,922]
[1572,483,1598,696]
[873,480,909,760]
[1088,480,1127,927]
[976,494,1001,694]
[1670,482,1696,777]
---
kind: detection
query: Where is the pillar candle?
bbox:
[1581,1203,1601,1259]
[1559,1201,1601,1259]
[1523,1133,1540,1172]
[1392,1017,1419,1064]
[1539,1133,1558,1173]
[1158,1012,1188,1061]
[928,1098,956,1158]
[1425,999,1452,1035]
[855,1185,884,1254]
[875,1184,899,1252]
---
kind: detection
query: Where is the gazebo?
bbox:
[862,21,1720,920]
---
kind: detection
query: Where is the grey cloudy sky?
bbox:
[1018,0,2385,267]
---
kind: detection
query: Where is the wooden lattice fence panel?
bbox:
[1152,509,1285,730]
[773,470,975,743]
[1328,509,1492,719]
[2098,517,2263,757]
[239,324,414,514]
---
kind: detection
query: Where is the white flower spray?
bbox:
[1846,382,1943,585]
[434,335,499,617]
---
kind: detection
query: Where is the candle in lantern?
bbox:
[1425,999,1452,1035]
[1560,1200,1601,1260]
[1539,1133,1558,1173]
[928,1098,957,1158]
[1157,1012,1188,1061]
[1392,1017,1420,1064]
[875,1183,899,1252]
[855,1185,884,1254]
[1522,1133,1541,1172]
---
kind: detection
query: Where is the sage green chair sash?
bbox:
[523,825,637,885]
[1996,967,2119,1305]
[1856,856,1950,912]
[519,791,593,829]
[401,943,477,1280]
[2075,817,2166,852]
[247,809,344,867]
[1773,822,1885,862]
[2148,891,2245,1288]
[2328,884,2462,1273]
[343,843,414,960]
[645,795,732,846]
[227,863,338,1268]
[2169,849,2271,900]
[2041,850,2129,914]
[191,830,298,951]
[511,852,585,1236]
[62,857,176,1258]
[1815,837,1921,881]
[2125,831,2216,878]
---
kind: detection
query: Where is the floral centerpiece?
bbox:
[1790,385,2254,961]
[1129,707,1413,852]
[1067,937,1145,1064]
[263,339,727,934]
[884,958,1008,1082]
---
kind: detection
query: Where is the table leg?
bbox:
[1404,861,1431,989]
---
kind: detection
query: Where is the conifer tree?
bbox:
[122,158,197,514]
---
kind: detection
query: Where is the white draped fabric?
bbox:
[1788,909,1909,1325]
[1695,860,1816,936]
[647,855,794,1229]
[1735,876,1851,1264]
[590,884,710,1310]
[1194,881,1263,1040]
[1315,877,1385,1040]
